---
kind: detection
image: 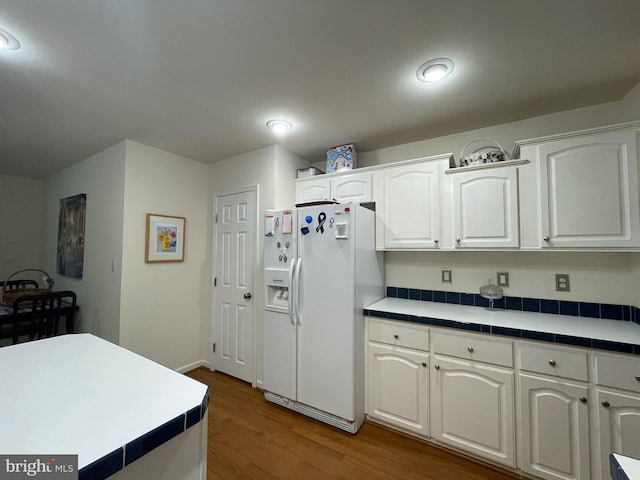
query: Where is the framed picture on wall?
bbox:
[145,213,186,263]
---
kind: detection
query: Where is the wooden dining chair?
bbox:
[0,279,39,291]
[8,291,77,345]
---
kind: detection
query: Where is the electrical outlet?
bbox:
[497,272,509,287]
[441,269,452,283]
[555,274,570,292]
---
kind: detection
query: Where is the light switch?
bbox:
[497,272,509,287]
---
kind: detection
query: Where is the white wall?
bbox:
[0,175,45,281]
[119,141,209,370]
[43,141,126,344]
[274,144,310,209]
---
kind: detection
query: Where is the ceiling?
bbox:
[1,0,640,179]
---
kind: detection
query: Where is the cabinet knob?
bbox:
[635,375,640,382]
[422,362,427,368]
[456,238,461,244]
[434,239,439,245]
[435,364,440,370]
[467,346,474,353]
[548,359,556,367]
[393,334,399,340]
[602,400,610,408]
[579,397,587,403]
[543,236,550,242]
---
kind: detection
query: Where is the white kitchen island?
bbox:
[0,334,209,480]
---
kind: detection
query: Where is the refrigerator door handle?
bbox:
[294,256,302,325]
[288,258,296,326]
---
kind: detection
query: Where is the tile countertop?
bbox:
[0,334,209,478]
[611,454,640,480]
[365,297,640,353]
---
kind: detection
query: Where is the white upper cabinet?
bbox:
[295,177,331,203]
[295,171,374,204]
[451,167,519,248]
[384,160,443,249]
[516,124,640,249]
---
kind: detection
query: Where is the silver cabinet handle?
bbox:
[548,359,556,366]
[467,346,474,353]
[422,362,427,368]
[579,397,587,403]
[543,236,550,242]
[602,400,610,408]
[434,364,440,370]
[243,292,252,300]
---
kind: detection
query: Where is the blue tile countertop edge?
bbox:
[365,295,640,355]
[610,453,640,480]
[78,387,210,480]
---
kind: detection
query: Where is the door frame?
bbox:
[211,184,259,387]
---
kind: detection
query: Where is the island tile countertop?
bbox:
[0,334,209,478]
[365,297,640,354]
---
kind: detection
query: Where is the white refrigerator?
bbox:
[263,203,384,433]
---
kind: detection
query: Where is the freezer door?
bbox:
[296,204,357,421]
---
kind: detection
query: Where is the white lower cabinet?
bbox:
[367,343,429,436]
[431,355,515,467]
[519,374,590,480]
[594,352,640,480]
[365,318,640,480]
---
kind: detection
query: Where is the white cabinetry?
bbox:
[295,171,374,204]
[431,330,515,467]
[383,160,443,249]
[518,343,590,480]
[450,167,519,248]
[515,124,640,249]
[594,352,640,480]
[366,318,430,436]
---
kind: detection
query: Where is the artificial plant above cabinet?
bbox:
[515,122,640,249]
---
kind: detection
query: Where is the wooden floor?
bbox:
[186,367,518,480]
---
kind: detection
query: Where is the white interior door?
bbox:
[213,189,255,383]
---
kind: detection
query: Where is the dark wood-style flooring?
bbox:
[186,367,518,480]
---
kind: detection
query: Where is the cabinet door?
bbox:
[537,130,640,248]
[295,178,331,203]
[384,162,440,249]
[332,172,373,203]
[520,374,590,480]
[597,388,640,480]
[452,168,519,248]
[367,342,429,437]
[431,356,515,467]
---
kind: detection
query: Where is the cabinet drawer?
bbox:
[595,352,640,393]
[519,343,588,381]
[368,317,429,351]
[433,330,513,367]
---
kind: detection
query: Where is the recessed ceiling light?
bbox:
[0,27,21,50]
[416,58,454,82]
[266,119,293,134]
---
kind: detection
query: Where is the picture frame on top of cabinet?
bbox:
[145,213,186,263]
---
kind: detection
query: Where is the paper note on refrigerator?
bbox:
[264,214,275,236]
[282,210,293,234]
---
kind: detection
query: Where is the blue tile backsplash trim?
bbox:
[385,286,640,323]
[366,287,640,356]
[78,386,210,480]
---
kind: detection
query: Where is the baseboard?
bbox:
[176,359,210,374]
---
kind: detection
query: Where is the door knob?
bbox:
[243,292,252,300]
